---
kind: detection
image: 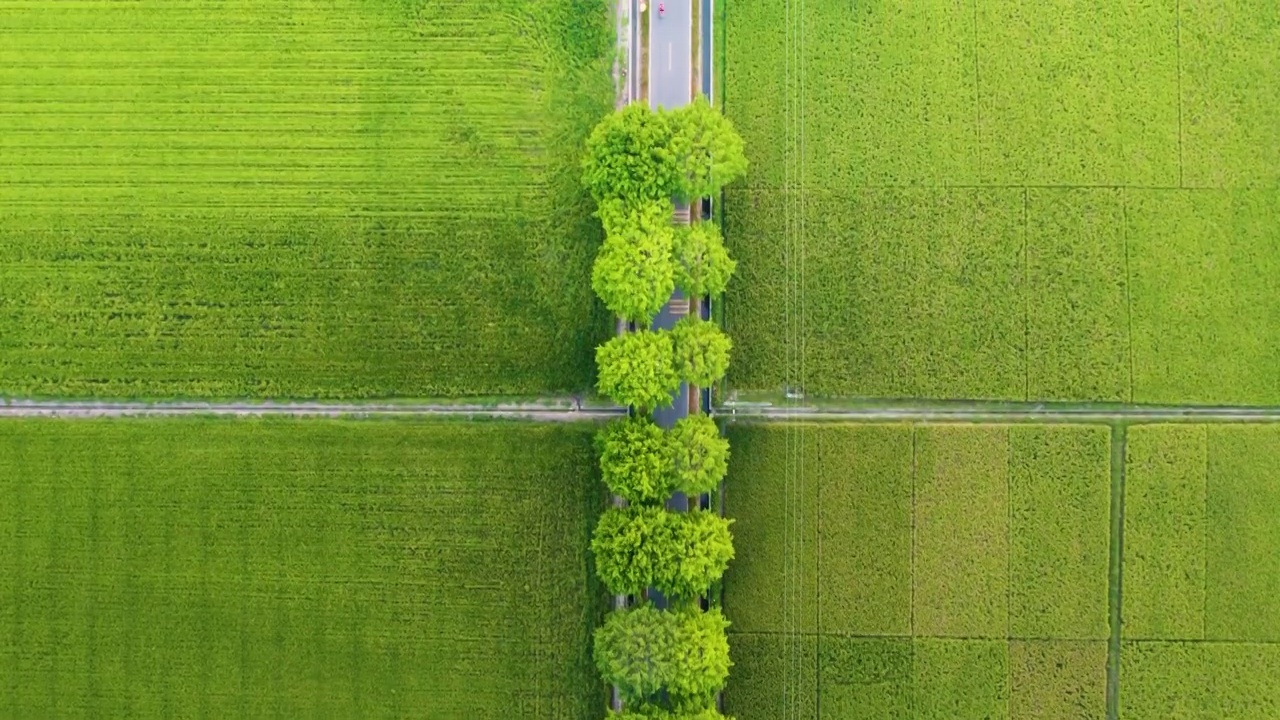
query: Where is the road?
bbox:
[649,0,692,110]
[0,398,627,421]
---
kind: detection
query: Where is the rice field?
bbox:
[0,418,608,718]
[0,0,615,399]
[720,0,1280,405]
[720,421,1280,718]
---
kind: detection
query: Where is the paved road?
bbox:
[649,0,692,110]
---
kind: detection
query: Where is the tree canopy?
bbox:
[597,416,676,505]
[670,317,733,387]
[596,330,680,411]
[591,200,676,324]
[592,507,734,599]
[582,103,680,204]
[672,221,736,299]
[594,604,733,713]
[670,415,730,496]
[667,96,749,201]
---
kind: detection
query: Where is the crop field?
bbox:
[721,423,1113,719]
[1120,424,1280,718]
[722,421,1280,718]
[0,0,615,399]
[0,418,607,718]
[721,0,1280,405]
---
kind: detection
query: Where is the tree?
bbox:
[672,222,736,299]
[669,415,730,496]
[596,330,680,411]
[582,103,680,204]
[667,96,748,201]
[594,604,676,706]
[611,708,734,720]
[592,200,676,324]
[670,317,732,387]
[667,607,733,713]
[592,506,677,597]
[596,416,675,505]
[594,604,733,713]
[592,507,733,599]
[667,511,734,600]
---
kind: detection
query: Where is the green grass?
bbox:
[1009,640,1107,720]
[1123,425,1207,639]
[722,0,1279,405]
[1009,426,1111,639]
[976,0,1180,186]
[913,426,1009,638]
[0,418,607,717]
[1180,1,1280,188]
[817,425,913,636]
[1127,189,1280,405]
[1205,425,1280,641]
[1120,641,1280,719]
[820,637,914,718]
[721,424,818,634]
[723,423,1112,717]
[914,639,1009,720]
[726,188,1026,400]
[722,633,818,720]
[1025,189,1131,402]
[0,0,615,399]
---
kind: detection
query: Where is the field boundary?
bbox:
[1106,426,1128,720]
[0,398,626,421]
[719,401,1280,424]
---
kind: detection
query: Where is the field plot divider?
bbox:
[1106,425,1128,720]
[718,402,1280,425]
[0,399,627,421]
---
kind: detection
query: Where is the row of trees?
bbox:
[596,317,732,411]
[593,505,734,598]
[582,96,748,720]
[597,415,729,504]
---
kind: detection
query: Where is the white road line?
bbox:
[669,42,673,70]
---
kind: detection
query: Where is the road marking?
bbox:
[669,42,672,70]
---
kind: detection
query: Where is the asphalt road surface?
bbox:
[649,0,691,110]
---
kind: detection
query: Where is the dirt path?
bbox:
[720,400,1280,424]
[0,398,626,421]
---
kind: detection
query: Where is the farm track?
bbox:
[0,397,627,421]
[719,400,1280,424]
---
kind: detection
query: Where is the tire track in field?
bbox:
[0,398,627,421]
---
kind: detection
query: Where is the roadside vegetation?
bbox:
[582,97,747,718]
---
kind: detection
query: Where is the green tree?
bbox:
[594,604,675,707]
[672,222,736,299]
[596,330,680,411]
[670,415,730,496]
[594,605,733,713]
[670,317,732,387]
[667,511,734,600]
[667,96,748,201]
[592,507,733,599]
[592,506,677,597]
[596,416,675,505]
[592,201,676,323]
[611,708,734,719]
[582,103,679,203]
[667,607,733,712]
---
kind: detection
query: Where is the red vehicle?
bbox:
[658,2,664,17]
